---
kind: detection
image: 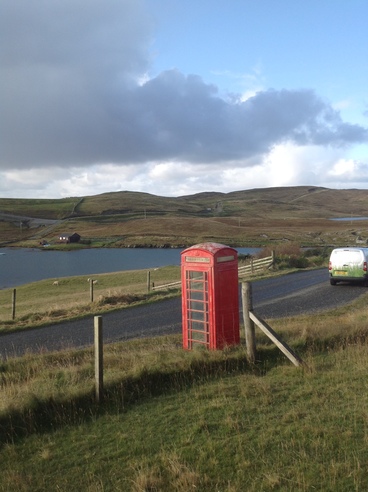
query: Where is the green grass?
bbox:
[1,293,368,490]
[0,197,80,219]
[0,266,181,332]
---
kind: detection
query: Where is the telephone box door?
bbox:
[184,269,211,349]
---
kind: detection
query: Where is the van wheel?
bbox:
[330,279,337,286]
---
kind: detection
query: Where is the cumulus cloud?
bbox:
[2,61,368,169]
[327,158,368,183]
[0,0,367,198]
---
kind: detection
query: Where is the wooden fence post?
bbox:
[241,282,256,363]
[147,271,151,292]
[249,311,305,367]
[94,315,103,403]
[11,288,16,320]
[90,279,94,302]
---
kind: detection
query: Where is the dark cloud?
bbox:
[1,0,150,72]
[1,1,367,171]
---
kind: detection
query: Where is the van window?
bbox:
[332,250,362,262]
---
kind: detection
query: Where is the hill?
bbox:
[1,186,368,248]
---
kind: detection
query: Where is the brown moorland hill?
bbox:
[1,186,368,247]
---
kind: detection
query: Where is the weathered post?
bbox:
[11,288,16,320]
[147,271,151,292]
[90,279,94,302]
[94,315,103,403]
[241,282,256,363]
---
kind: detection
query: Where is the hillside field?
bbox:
[1,186,368,248]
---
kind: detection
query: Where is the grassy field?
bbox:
[1,294,368,491]
[0,265,182,332]
[12,215,359,250]
[0,197,81,219]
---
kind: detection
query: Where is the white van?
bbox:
[329,247,368,285]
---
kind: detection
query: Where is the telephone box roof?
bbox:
[182,242,236,256]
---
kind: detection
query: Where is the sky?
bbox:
[1,0,368,199]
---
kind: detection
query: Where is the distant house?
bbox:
[59,232,81,243]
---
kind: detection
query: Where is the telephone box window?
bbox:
[186,270,209,348]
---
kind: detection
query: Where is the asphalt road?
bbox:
[1,268,367,359]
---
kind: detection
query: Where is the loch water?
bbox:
[0,246,261,289]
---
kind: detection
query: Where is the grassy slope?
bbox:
[3,186,368,219]
[1,186,368,247]
[0,197,81,219]
[1,295,368,491]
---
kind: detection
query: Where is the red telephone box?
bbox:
[181,242,240,350]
